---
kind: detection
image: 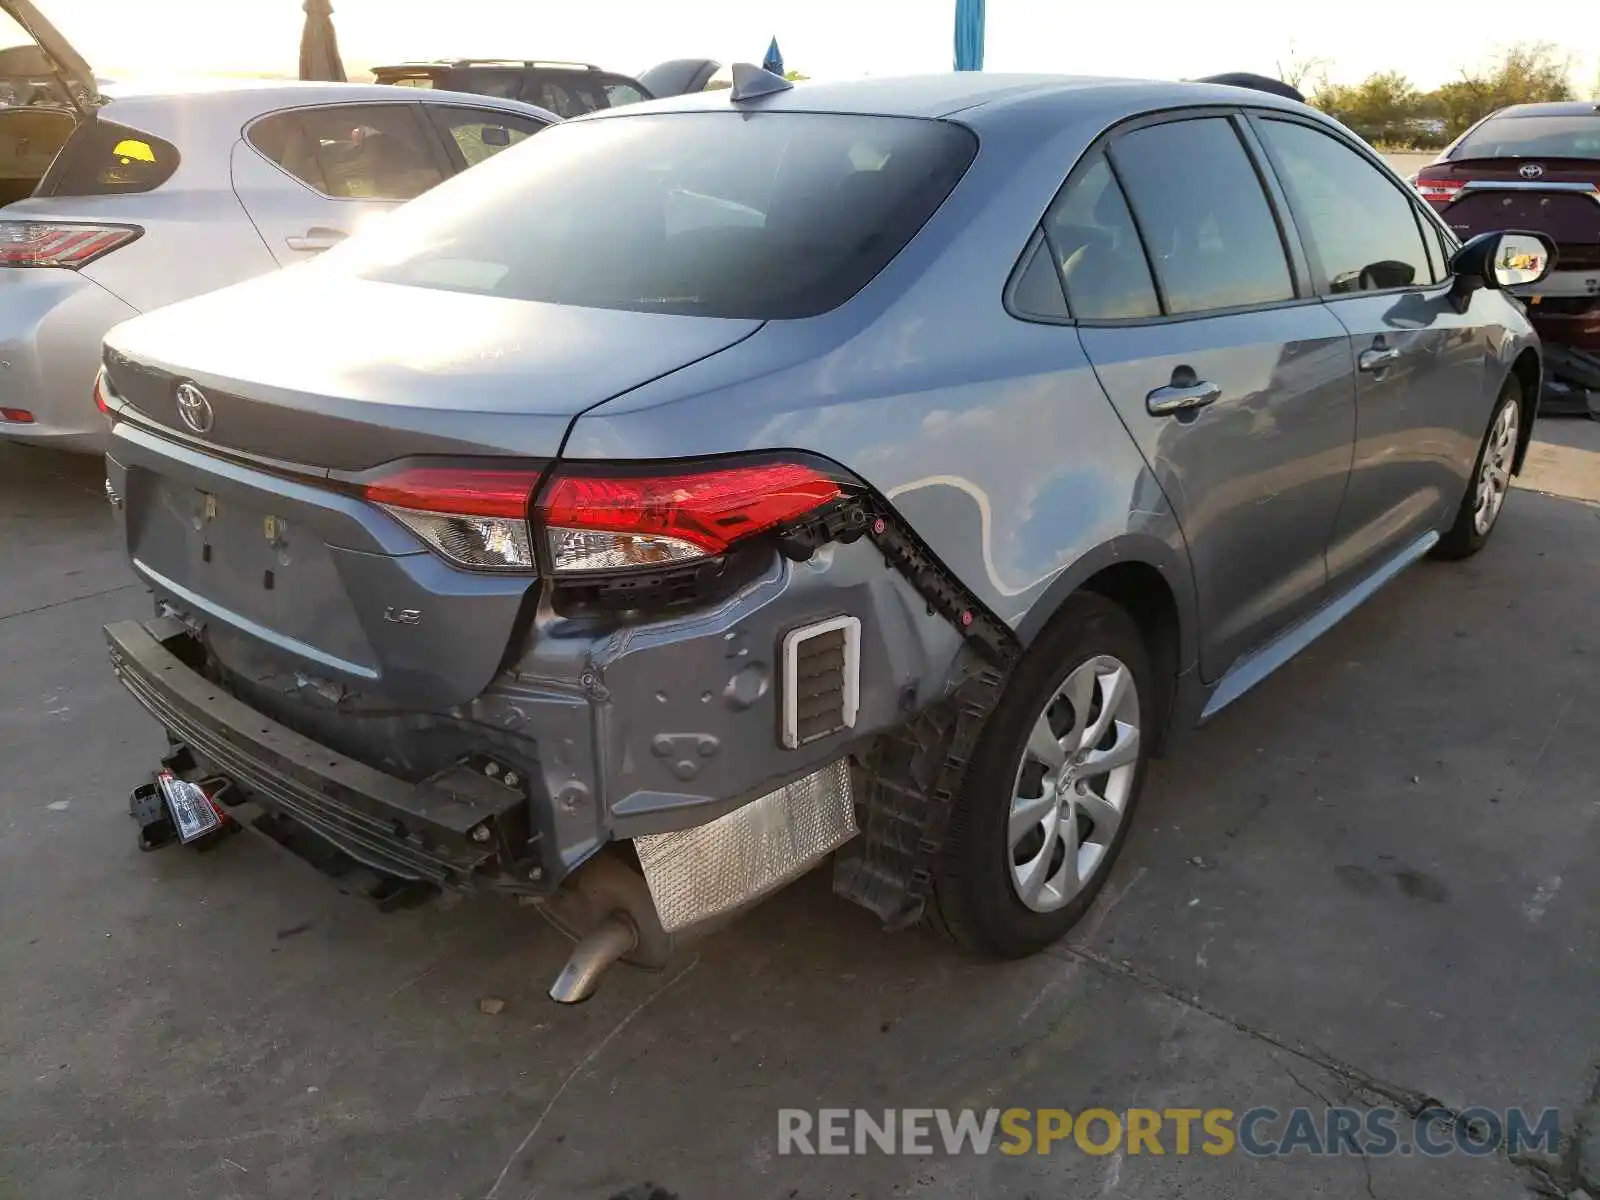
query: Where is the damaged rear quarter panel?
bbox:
[469,537,965,874]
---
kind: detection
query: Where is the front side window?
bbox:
[425,107,546,169]
[249,104,444,201]
[328,111,977,320]
[1110,117,1295,315]
[37,118,180,197]
[1041,151,1159,320]
[1258,118,1432,295]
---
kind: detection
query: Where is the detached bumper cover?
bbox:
[106,618,528,886]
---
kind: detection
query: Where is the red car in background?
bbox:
[1415,102,1600,414]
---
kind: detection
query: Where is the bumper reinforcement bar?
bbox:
[106,619,525,887]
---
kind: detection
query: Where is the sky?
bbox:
[12,0,1600,94]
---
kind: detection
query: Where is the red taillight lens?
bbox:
[0,407,35,424]
[539,461,842,574]
[359,466,543,571]
[0,221,141,269]
[93,368,112,417]
[1414,176,1463,207]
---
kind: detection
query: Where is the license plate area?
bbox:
[126,476,378,673]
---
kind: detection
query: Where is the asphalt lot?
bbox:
[2,419,1598,1200]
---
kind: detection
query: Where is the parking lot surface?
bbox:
[2,421,1598,1200]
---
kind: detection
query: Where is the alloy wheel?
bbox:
[1473,400,1518,536]
[1007,654,1141,914]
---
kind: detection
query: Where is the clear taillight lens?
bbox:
[539,462,842,574]
[360,466,541,572]
[0,221,141,268]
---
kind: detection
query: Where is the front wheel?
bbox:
[930,593,1154,958]
[1432,379,1521,561]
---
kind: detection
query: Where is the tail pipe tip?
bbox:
[548,911,640,1004]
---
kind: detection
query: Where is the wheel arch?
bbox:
[1014,535,1199,745]
[1509,347,1541,472]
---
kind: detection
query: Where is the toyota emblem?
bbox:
[1519,163,1545,179]
[174,382,214,434]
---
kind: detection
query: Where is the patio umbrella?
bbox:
[953,0,984,71]
[762,37,784,76]
[299,0,347,83]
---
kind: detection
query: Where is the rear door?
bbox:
[231,101,450,266]
[1251,114,1490,588]
[1068,112,1357,681]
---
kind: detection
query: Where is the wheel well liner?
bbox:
[1509,348,1541,472]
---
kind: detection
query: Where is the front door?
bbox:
[231,101,449,266]
[1056,115,1357,681]
[1250,114,1492,587]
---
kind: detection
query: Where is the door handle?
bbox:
[285,227,347,253]
[1358,346,1401,373]
[1146,379,1222,416]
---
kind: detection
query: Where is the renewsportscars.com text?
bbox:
[778,1106,1561,1158]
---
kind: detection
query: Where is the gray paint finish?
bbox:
[95,72,1544,878]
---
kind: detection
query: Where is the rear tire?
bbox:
[1432,379,1521,561]
[930,593,1155,958]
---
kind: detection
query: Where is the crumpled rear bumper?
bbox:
[108,531,973,897]
[107,616,528,887]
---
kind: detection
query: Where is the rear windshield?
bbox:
[334,111,978,320]
[1453,114,1600,160]
[37,118,180,196]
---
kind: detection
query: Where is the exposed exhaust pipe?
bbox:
[537,853,674,1004]
[548,912,639,1004]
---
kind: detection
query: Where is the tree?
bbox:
[1434,42,1575,138]
[1310,70,1421,144]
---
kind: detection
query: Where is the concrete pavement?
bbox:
[2,421,1597,1200]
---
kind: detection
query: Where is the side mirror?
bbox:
[481,125,512,148]
[1450,230,1557,291]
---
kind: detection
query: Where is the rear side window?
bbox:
[524,76,604,117]
[36,118,180,197]
[602,78,647,107]
[336,111,978,320]
[1110,117,1295,315]
[449,68,524,100]
[1041,151,1160,320]
[249,104,444,201]
[1258,119,1433,294]
[1453,114,1600,160]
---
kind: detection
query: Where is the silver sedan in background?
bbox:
[0,1,554,450]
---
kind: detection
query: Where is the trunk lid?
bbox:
[104,270,762,714]
[0,0,97,114]
[102,270,763,470]
[1422,157,1600,268]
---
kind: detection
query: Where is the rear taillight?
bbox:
[93,368,112,417]
[1414,176,1464,207]
[358,457,846,579]
[0,407,34,424]
[539,462,842,574]
[0,221,142,269]
[359,466,543,571]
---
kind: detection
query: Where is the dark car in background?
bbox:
[1415,102,1600,413]
[372,57,718,118]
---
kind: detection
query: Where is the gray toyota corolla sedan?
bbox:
[97,69,1550,1001]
